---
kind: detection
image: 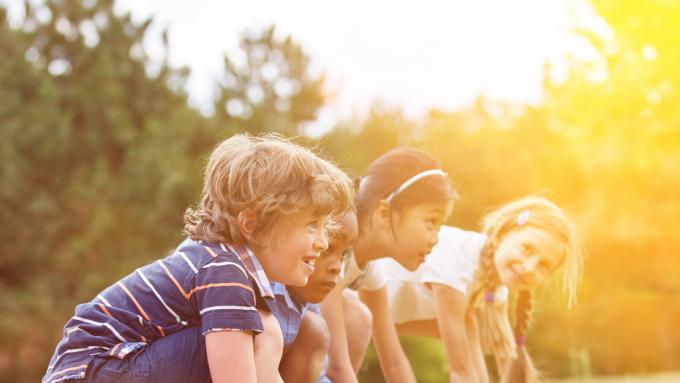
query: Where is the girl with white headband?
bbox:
[319,148,456,383]
[378,196,585,382]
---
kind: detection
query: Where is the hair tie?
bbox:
[516,336,526,346]
[484,292,495,303]
[517,209,530,226]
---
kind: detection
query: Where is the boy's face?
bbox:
[256,210,330,287]
[289,212,358,303]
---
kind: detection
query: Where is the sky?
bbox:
[3,0,597,134]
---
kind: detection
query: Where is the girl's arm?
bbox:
[359,287,417,383]
[206,330,257,383]
[430,283,486,383]
[320,283,359,383]
[467,309,490,383]
[492,298,515,376]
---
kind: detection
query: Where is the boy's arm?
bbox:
[359,287,417,383]
[430,283,481,382]
[319,283,359,383]
[206,330,257,383]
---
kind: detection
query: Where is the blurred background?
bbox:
[1,0,679,381]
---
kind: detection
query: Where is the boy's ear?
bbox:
[237,210,258,242]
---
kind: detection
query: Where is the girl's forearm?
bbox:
[359,288,416,383]
[468,320,490,383]
[379,352,417,383]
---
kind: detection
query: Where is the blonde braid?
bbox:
[476,241,499,354]
[502,290,540,383]
[514,290,533,347]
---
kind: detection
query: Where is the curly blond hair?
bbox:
[184,133,353,245]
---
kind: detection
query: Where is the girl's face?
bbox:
[389,201,451,270]
[493,226,565,290]
[256,210,330,286]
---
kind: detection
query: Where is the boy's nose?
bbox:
[314,231,329,252]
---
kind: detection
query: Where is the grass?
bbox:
[546,372,680,382]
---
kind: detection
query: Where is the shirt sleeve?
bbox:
[359,260,387,291]
[341,253,365,290]
[418,227,480,295]
[193,258,263,335]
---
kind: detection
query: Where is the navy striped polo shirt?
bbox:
[43,238,275,383]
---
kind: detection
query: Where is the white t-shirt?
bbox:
[341,251,386,291]
[379,225,487,324]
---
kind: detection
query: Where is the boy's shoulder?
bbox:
[174,238,276,301]
[174,238,245,267]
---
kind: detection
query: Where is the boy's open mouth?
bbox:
[301,255,318,272]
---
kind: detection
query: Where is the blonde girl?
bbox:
[380,196,585,382]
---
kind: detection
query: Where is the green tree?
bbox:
[214,25,325,136]
[0,1,214,380]
[0,1,331,380]
[538,0,680,375]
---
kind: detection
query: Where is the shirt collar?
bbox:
[221,243,274,299]
[271,282,306,313]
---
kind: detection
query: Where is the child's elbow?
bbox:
[298,311,330,355]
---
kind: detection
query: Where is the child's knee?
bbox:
[255,310,284,358]
[343,296,373,340]
[298,311,330,353]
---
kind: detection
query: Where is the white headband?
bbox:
[386,169,447,203]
